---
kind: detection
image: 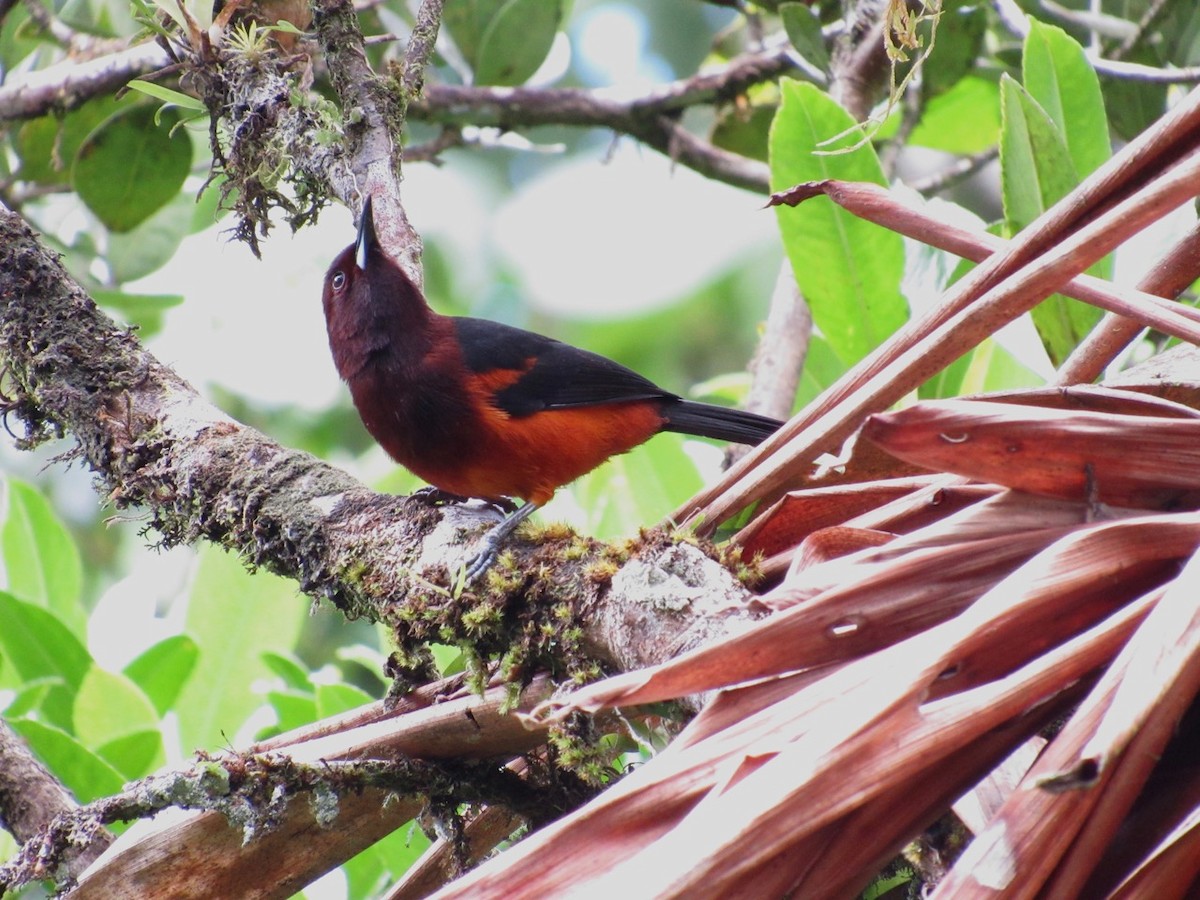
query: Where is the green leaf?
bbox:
[999,75,1076,229]
[711,105,775,164]
[0,477,84,630]
[921,0,987,98]
[780,3,829,71]
[999,75,1101,365]
[92,290,185,336]
[74,104,193,233]
[265,689,317,736]
[793,335,848,408]
[175,546,307,751]
[343,823,431,900]
[908,76,999,155]
[96,729,166,780]
[11,719,125,802]
[262,652,313,692]
[1023,20,1110,181]
[191,177,230,233]
[74,667,160,750]
[0,592,91,730]
[105,191,195,283]
[466,0,562,86]
[958,338,1043,393]
[2,676,58,718]
[315,683,373,718]
[123,635,199,716]
[125,80,207,112]
[14,95,128,185]
[769,79,907,365]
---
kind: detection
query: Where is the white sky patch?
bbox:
[492,143,775,318]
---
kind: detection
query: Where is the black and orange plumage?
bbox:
[322,197,782,579]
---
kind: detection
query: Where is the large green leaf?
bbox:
[999,74,1101,366]
[73,104,193,233]
[0,477,84,631]
[14,95,128,185]
[174,545,307,751]
[445,0,562,86]
[73,666,161,750]
[1023,20,1110,183]
[10,719,126,802]
[769,79,907,366]
[124,634,199,716]
[0,592,91,730]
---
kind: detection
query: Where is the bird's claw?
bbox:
[410,486,469,507]
[463,545,500,586]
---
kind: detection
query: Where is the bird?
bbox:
[321,196,784,582]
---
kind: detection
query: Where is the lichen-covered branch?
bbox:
[0,206,760,685]
[0,40,167,121]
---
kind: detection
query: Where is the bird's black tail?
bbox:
[661,400,783,446]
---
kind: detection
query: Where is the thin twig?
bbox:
[1113,0,1173,60]
[912,147,999,197]
[399,0,443,102]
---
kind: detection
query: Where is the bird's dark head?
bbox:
[322,196,430,379]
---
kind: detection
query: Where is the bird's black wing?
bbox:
[453,317,675,417]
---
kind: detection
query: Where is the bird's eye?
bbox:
[331,271,346,291]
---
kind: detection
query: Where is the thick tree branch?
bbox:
[0,206,760,685]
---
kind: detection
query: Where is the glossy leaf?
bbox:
[123,634,199,716]
[999,75,1076,227]
[73,104,193,233]
[769,79,907,365]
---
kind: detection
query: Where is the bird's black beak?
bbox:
[355,196,377,271]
